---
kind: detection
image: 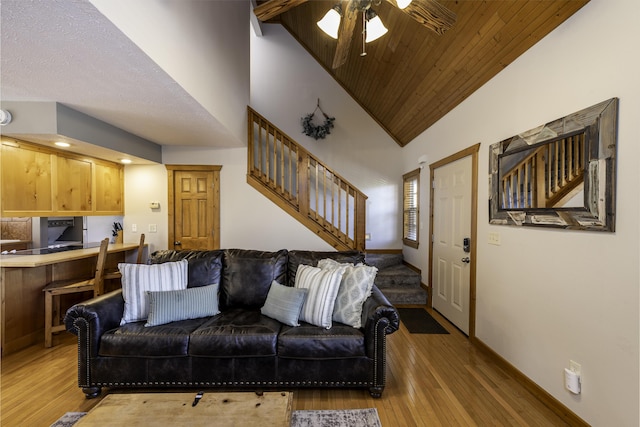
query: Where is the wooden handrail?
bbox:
[247,107,367,251]
[501,132,585,209]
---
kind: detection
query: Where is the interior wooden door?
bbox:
[166,165,221,250]
[431,156,472,335]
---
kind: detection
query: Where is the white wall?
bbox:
[122,164,168,255]
[250,24,404,249]
[402,1,639,425]
[91,0,250,146]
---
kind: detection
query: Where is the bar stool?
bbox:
[43,238,109,348]
[103,233,146,283]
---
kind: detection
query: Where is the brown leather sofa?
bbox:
[65,249,399,398]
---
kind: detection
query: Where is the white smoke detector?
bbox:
[0,110,12,126]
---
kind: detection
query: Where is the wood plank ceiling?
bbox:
[258,0,589,146]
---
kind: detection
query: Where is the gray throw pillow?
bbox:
[260,280,308,327]
[145,284,220,327]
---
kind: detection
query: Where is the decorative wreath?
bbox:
[301,99,335,140]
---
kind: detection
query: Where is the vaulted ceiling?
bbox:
[257,0,589,146]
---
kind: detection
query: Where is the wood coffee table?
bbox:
[75,391,293,426]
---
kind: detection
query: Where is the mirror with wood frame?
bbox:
[489,98,618,232]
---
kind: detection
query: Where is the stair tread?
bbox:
[380,287,427,305]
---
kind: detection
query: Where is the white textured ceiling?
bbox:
[0,0,239,160]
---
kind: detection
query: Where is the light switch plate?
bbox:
[148,224,157,233]
[488,232,501,245]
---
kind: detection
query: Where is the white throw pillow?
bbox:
[119,259,188,325]
[294,264,345,329]
[318,258,378,328]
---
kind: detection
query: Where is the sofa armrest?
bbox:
[362,285,399,337]
[361,285,398,396]
[64,290,124,357]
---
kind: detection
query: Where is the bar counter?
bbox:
[1,242,144,354]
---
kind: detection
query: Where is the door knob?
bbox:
[461,257,470,264]
[174,241,182,246]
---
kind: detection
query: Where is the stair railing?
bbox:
[501,132,585,209]
[247,107,367,251]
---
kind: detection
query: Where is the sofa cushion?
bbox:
[99,317,208,357]
[287,250,364,287]
[189,308,281,357]
[318,259,377,329]
[119,260,189,325]
[220,249,288,309]
[295,264,346,329]
[145,284,220,327]
[150,250,224,288]
[260,280,308,327]
[278,322,366,359]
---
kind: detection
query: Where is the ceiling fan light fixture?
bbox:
[396,0,412,9]
[317,5,342,39]
[365,9,388,43]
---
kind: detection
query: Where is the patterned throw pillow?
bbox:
[119,260,188,324]
[294,264,346,329]
[318,258,378,328]
[260,280,308,326]
[145,284,220,327]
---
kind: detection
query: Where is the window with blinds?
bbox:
[403,168,420,248]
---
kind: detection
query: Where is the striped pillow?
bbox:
[294,264,346,329]
[145,284,220,327]
[119,260,188,325]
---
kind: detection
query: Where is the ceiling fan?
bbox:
[253,0,456,69]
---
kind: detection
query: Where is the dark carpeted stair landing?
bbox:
[365,253,427,305]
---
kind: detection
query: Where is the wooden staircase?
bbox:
[501,132,585,209]
[247,107,367,251]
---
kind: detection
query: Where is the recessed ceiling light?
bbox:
[120,158,132,164]
[54,141,71,147]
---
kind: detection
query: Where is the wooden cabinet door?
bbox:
[94,163,123,214]
[56,156,92,212]
[1,143,53,214]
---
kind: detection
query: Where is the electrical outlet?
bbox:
[148,224,157,233]
[132,224,137,232]
[569,360,581,375]
[488,232,501,245]
[365,233,371,240]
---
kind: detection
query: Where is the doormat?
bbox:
[397,308,449,334]
[52,408,382,427]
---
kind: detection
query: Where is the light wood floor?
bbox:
[1,307,571,426]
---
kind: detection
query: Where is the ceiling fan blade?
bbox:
[386,0,456,35]
[332,0,359,69]
[254,0,309,22]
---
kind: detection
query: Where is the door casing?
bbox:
[166,165,222,250]
[428,143,479,339]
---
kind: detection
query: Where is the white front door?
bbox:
[432,156,472,334]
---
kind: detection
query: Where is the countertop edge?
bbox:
[0,243,145,268]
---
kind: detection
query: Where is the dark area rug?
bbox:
[397,308,450,334]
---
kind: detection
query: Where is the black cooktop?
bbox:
[2,242,101,256]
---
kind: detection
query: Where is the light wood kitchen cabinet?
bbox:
[94,162,123,214]
[56,156,92,212]
[1,138,124,216]
[1,143,53,214]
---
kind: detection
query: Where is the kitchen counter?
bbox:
[1,242,146,355]
[0,242,141,268]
